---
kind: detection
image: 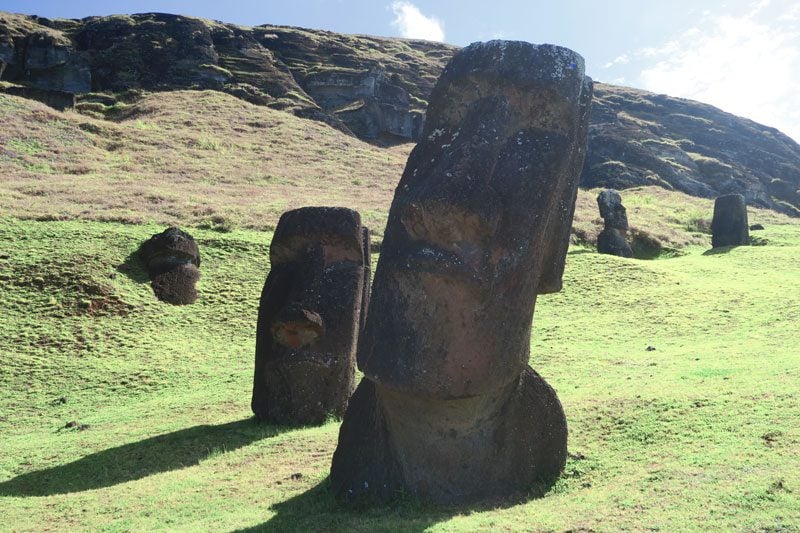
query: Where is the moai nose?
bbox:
[272,305,325,349]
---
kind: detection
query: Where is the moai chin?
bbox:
[711,194,749,248]
[139,226,201,305]
[330,41,593,504]
[252,207,371,425]
[596,189,633,257]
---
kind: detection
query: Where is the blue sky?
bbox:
[2,0,799,141]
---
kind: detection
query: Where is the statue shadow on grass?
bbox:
[702,245,737,256]
[0,418,284,497]
[236,476,559,532]
[116,246,150,284]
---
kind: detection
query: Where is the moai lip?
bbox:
[251,207,371,425]
[331,40,593,504]
[597,189,633,258]
[139,227,201,304]
[711,194,750,248]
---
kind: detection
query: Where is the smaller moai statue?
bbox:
[138,227,201,304]
[252,207,371,425]
[596,189,633,257]
[711,194,749,248]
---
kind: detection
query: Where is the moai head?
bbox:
[597,189,629,230]
[358,42,593,400]
[252,207,370,425]
[139,227,201,304]
[711,193,749,248]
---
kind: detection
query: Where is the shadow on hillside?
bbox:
[702,245,737,256]
[0,418,283,497]
[116,248,150,283]
[237,476,558,532]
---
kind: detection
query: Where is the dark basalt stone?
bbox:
[330,40,592,504]
[711,193,750,248]
[252,207,371,425]
[596,189,633,257]
[138,226,201,304]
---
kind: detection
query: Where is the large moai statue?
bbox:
[139,227,201,305]
[330,41,593,504]
[711,194,749,248]
[596,189,633,257]
[252,207,371,425]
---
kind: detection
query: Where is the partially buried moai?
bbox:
[596,189,633,257]
[139,227,201,305]
[711,193,749,248]
[252,207,371,425]
[330,41,593,503]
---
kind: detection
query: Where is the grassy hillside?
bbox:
[1,88,800,530]
[0,91,792,248]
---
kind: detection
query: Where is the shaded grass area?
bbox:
[1,217,799,531]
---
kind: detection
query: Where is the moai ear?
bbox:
[538,76,593,295]
[359,226,371,332]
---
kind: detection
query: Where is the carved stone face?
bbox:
[597,189,629,230]
[358,43,593,399]
[252,207,370,424]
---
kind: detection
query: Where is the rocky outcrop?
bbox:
[1,10,799,214]
[0,14,89,94]
[583,84,800,216]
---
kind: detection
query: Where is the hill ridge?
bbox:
[1,11,799,214]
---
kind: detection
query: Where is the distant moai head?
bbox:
[139,227,201,304]
[596,189,633,257]
[358,42,593,399]
[597,189,629,230]
[252,207,370,425]
[711,193,749,248]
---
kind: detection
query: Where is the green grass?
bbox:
[1,82,799,531]
[1,216,799,531]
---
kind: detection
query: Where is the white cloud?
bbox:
[603,54,630,69]
[390,1,445,42]
[634,1,800,142]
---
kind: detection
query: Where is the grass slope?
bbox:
[1,217,798,531]
[1,91,793,249]
[2,89,800,531]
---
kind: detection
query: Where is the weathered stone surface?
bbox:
[151,263,200,305]
[330,40,592,504]
[596,189,633,257]
[712,194,750,248]
[252,207,371,425]
[138,226,201,304]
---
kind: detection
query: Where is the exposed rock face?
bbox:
[711,194,750,248]
[252,207,371,425]
[596,189,633,257]
[138,227,201,304]
[584,84,800,216]
[2,11,799,213]
[0,14,89,94]
[330,41,592,504]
